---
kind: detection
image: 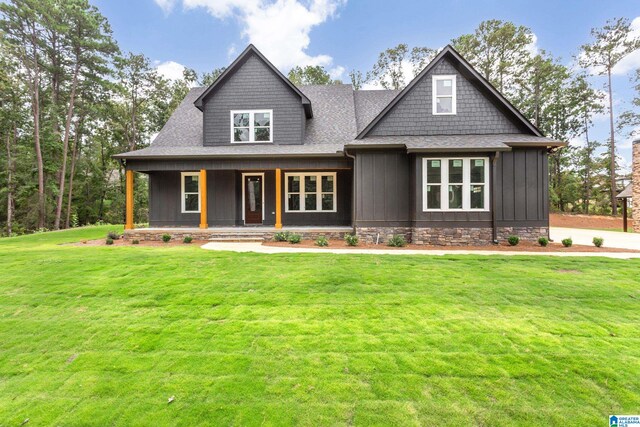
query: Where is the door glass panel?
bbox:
[248,179,261,212]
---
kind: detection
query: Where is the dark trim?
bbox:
[355,220,412,227]
[114,152,345,160]
[491,151,499,243]
[407,146,512,153]
[506,141,567,148]
[193,44,313,118]
[356,45,543,139]
[127,157,352,172]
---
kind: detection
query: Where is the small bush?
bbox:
[105,237,114,245]
[183,236,193,244]
[562,238,573,248]
[162,234,171,243]
[507,235,520,246]
[70,212,79,228]
[593,237,604,248]
[315,235,329,247]
[273,231,290,242]
[132,239,140,245]
[538,236,549,247]
[387,234,407,247]
[107,230,120,240]
[287,233,302,244]
[344,234,359,246]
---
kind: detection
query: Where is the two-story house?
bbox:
[115,44,566,245]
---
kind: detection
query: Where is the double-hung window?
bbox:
[181,172,201,213]
[423,158,489,211]
[285,172,336,212]
[432,75,456,115]
[231,110,272,143]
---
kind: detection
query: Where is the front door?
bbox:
[244,175,263,224]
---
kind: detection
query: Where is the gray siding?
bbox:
[354,150,410,226]
[202,53,304,146]
[128,157,350,172]
[369,57,523,136]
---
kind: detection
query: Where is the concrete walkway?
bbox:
[550,227,640,250]
[201,241,640,259]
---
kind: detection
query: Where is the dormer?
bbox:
[194,45,313,146]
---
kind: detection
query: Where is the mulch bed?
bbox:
[550,213,634,230]
[69,239,209,247]
[264,239,640,253]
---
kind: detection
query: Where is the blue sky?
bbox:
[94,0,640,167]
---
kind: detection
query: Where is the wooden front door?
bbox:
[244,175,263,224]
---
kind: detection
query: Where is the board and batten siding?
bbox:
[368,57,525,136]
[201,53,305,146]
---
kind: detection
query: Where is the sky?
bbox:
[93,0,640,168]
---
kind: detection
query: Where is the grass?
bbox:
[0,226,639,426]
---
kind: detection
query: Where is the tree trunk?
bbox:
[54,62,80,229]
[607,66,617,215]
[5,127,16,236]
[65,118,82,229]
[31,24,45,229]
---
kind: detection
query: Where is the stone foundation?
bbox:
[354,227,412,244]
[412,227,493,246]
[123,228,351,242]
[633,140,640,233]
[497,226,549,242]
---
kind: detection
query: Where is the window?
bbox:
[423,158,489,211]
[285,172,336,212]
[230,110,272,143]
[181,172,200,213]
[432,75,456,115]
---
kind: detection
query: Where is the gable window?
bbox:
[432,75,456,115]
[231,110,272,143]
[423,158,489,211]
[285,172,336,213]
[181,172,200,213]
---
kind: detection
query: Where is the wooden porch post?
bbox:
[275,168,282,229]
[125,169,134,230]
[200,169,208,229]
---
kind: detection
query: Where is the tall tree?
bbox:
[579,17,640,215]
[368,44,436,90]
[200,67,226,86]
[287,65,339,86]
[349,69,365,90]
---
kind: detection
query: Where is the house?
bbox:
[114,44,566,245]
[617,139,640,232]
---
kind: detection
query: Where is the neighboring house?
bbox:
[115,44,566,245]
[617,139,639,233]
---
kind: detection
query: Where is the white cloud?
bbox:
[156,60,187,81]
[160,0,346,72]
[611,16,640,75]
[525,33,539,56]
[328,65,345,80]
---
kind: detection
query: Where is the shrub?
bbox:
[70,213,79,228]
[315,235,329,247]
[105,237,114,245]
[273,231,290,242]
[287,233,302,244]
[107,230,120,240]
[593,237,604,248]
[344,234,359,246]
[162,234,171,243]
[387,234,407,247]
[132,239,140,245]
[562,238,573,248]
[507,235,520,246]
[538,236,549,247]
[183,236,193,244]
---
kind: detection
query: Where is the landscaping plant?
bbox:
[162,234,171,243]
[507,235,520,246]
[344,234,359,246]
[315,236,329,247]
[183,236,193,244]
[273,231,290,242]
[387,234,407,247]
[562,238,573,248]
[538,236,549,247]
[132,239,140,245]
[287,234,302,244]
[105,237,114,245]
[107,230,120,240]
[593,237,604,248]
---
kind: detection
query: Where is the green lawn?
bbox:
[1,227,639,426]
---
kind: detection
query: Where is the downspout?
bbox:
[344,149,357,234]
[491,151,500,244]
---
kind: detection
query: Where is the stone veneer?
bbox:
[357,226,549,246]
[634,140,640,233]
[123,228,349,242]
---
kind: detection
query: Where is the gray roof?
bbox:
[353,89,401,134]
[617,183,632,198]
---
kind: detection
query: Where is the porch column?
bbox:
[200,169,208,229]
[125,169,134,230]
[275,168,282,229]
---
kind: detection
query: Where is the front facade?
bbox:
[115,44,565,245]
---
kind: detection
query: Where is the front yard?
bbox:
[0,226,639,426]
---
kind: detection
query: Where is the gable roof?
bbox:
[356,45,543,139]
[193,44,313,118]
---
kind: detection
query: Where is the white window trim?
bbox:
[241,172,265,223]
[422,157,489,212]
[284,172,337,213]
[181,171,201,213]
[432,75,457,115]
[230,109,273,143]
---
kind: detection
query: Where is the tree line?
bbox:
[0,1,639,235]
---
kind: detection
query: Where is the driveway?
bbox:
[550,227,640,250]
